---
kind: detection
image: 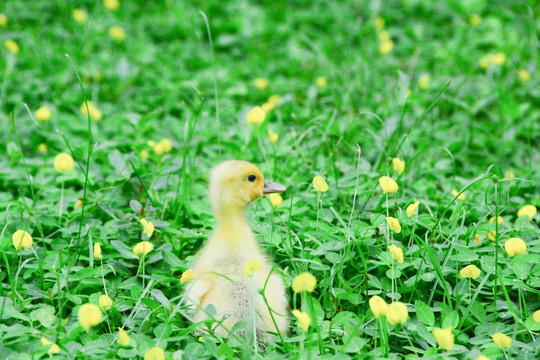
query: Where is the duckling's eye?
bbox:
[247,175,257,182]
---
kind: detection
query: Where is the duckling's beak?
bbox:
[263,179,286,194]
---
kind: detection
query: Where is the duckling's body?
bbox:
[185,161,288,339]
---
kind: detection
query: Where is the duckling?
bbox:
[184,160,288,340]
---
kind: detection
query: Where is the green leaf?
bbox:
[414,300,435,326]
[442,310,459,329]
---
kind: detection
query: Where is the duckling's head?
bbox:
[209,160,285,217]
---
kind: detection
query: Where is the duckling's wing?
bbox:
[184,273,215,311]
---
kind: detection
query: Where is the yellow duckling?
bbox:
[184,160,289,339]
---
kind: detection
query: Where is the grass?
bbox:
[1,0,539,359]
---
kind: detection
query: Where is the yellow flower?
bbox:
[488,216,504,224]
[369,295,387,318]
[392,158,405,175]
[386,302,408,325]
[40,337,60,354]
[291,309,311,331]
[375,17,385,30]
[474,234,482,242]
[261,102,274,113]
[99,294,113,310]
[469,14,482,25]
[4,39,19,55]
[80,101,103,121]
[153,138,173,155]
[418,74,430,90]
[492,333,511,349]
[109,26,126,41]
[268,129,279,143]
[94,243,102,259]
[118,327,130,346]
[386,217,401,234]
[451,190,465,200]
[104,0,120,11]
[379,39,393,54]
[517,68,530,81]
[243,260,261,278]
[133,241,153,257]
[37,143,48,153]
[140,150,149,158]
[76,200,83,208]
[378,31,390,41]
[379,176,398,194]
[476,356,490,360]
[254,78,268,90]
[479,55,492,69]
[54,153,75,173]
[292,272,317,293]
[268,95,280,106]
[35,106,52,122]
[505,170,515,179]
[268,193,283,207]
[73,9,87,24]
[78,303,103,331]
[406,201,420,217]
[388,244,404,263]
[487,231,496,242]
[432,327,454,351]
[180,269,194,284]
[532,309,540,322]
[517,205,536,220]
[312,175,329,192]
[492,53,505,65]
[140,219,155,238]
[147,140,157,147]
[504,237,526,257]
[316,76,327,88]
[12,230,33,250]
[246,106,266,125]
[0,14,7,28]
[144,347,165,360]
[460,264,481,280]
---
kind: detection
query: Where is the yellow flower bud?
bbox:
[4,39,19,55]
[78,303,103,331]
[406,201,420,217]
[379,39,393,54]
[254,78,268,90]
[140,150,149,159]
[492,333,511,348]
[54,153,75,173]
[369,295,387,318]
[418,74,430,90]
[140,219,155,238]
[517,68,530,81]
[375,17,385,30]
[35,106,52,122]
[517,205,536,220]
[118,327,130,346]
[316,76,327,88]
[492,53,505,65]
[474,234,482,243]
[99,294,113,310]
[268,129,279,143]
[109,26,126,41]
[469,14,482,25]
[488,216,504,224]
[504,237,526,257]
[40,337,60,354]
[292,272,316,293]
[432,327,454,351]
[487,231,496,242]
[144,347,165,360]
[12,230,33,250]
[72,9,87,24]
[180,269,194,284]
[378,30,390,41]
[312,175,329,192]
[392,158,405,175]
[80,101,103,121]
[476,356,490,360]
[388,244,404,263]
[386,217,401,234]
[451,190,466,200]
[268,193,283,207]
[532,309,540,322]
[0,14,7,28]
[379,176,398,194]
[133,241,153,257]
[386,302,408,325]
[104,0,120,11]
[37,143,48,153]
[243,260,261,278]
[94,243,102,259]
[246,106,266,125]
[460,264,481,279]
[292,309,311,331]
